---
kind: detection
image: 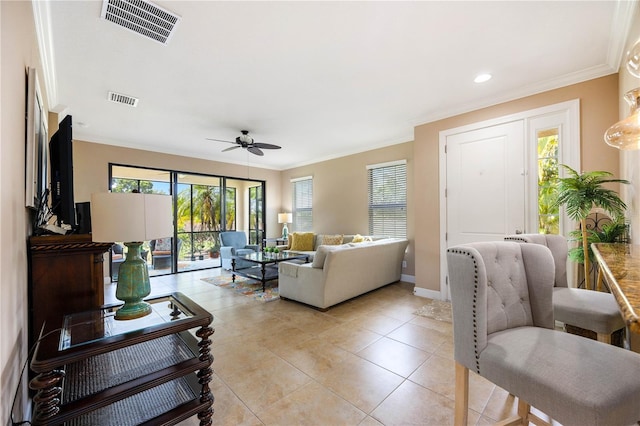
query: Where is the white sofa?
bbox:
[278,238,409,310]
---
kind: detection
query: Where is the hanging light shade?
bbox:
[626,40,640,78]
[604,88,640,150]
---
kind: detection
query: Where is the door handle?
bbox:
[515,229,523,234]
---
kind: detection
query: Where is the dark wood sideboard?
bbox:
[28,234,112,347]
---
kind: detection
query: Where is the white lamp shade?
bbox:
[278,213,292,224]
[91,192,173,242]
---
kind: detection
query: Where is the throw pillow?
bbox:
[322,234,343,245]
[154,238,172,251]
[286,233,295,250]
[351,234,364,243]
[290,232,315,251]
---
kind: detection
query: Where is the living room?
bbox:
[4,1,640,424]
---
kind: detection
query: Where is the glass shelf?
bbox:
[59,294,195,350]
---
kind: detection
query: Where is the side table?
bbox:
[29,292,214,425]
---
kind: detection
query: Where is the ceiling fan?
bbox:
[206,130,281,156]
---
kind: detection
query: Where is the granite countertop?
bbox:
[592,243,640,334]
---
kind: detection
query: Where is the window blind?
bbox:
[368,161,407,238]
[292,177,313,232]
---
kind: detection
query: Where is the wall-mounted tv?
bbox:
[49,115,77,229]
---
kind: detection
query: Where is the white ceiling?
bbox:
[37,1,636,170]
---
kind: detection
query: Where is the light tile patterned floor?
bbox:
[105,269,526,425]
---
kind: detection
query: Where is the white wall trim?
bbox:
[400,273,415,284]
[607,0,639,70]
[31,0,58,109]
[366,159,407,170]
[413,286,442,300]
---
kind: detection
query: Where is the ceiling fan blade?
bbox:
[206,138,236,144]
[248,146,264,156]
[253,143,281,150]
[222,145,241,152]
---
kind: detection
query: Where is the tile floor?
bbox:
[105,269,540,426]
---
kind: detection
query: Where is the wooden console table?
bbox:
[592,243,640,334]
[28,234,112,347]
[29,292,214,425]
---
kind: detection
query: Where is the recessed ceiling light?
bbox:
[474,73,492,83]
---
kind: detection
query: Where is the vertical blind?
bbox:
[368,160,407,238]
[292,176,313,232]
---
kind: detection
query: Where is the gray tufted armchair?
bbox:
[505,233,624,344]
[447,241,640,425]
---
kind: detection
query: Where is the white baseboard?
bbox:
[400,273,415,283]
[413,286,443,300]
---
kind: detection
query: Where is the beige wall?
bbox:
[414,74,621,293]
[1,1,45,422]
[280,142,415,277]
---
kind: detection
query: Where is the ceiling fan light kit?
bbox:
[207,130,281,156]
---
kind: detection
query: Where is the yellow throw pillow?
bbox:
[322,234,343,245]
[290,232,315,251]
[351,234,364,243]
[286,233,295,250]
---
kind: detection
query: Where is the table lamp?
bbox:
[91,192,173,320]
[278,213,292,239]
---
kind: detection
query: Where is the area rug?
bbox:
[413,299,452,323]
[201,275,280,302]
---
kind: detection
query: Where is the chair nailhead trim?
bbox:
[447,247,481,373]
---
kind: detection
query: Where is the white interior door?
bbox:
[446,120,526,248]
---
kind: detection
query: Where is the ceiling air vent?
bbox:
[108,91,139,107]
[100,0,181,45]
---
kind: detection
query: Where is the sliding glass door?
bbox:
[108,164,265,280]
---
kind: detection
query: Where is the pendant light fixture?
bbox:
[604,88,640,150]
[604,40,640,150]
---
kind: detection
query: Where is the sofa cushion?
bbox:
[152,250,171,255]
[312,245,330,268]
[235,248,255,256]
[311,244,348,268]
[291,232,315,251]
[321,234,343,245]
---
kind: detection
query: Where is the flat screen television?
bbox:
[49,115,77,229]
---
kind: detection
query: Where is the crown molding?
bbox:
[607,0,639,71]
[31,0,58,109]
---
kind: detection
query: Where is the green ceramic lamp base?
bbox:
[115,242,152,321]
[115,300,152,320]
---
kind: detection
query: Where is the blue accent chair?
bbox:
[220,231,259,270]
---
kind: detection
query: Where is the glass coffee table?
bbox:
[232,252,310,292]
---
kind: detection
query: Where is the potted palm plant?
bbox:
[553,165,629,289]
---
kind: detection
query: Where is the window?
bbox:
[248,184,264,245]
[368,160,407,238]
[292,176,313,232]
[537,129,559,234]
